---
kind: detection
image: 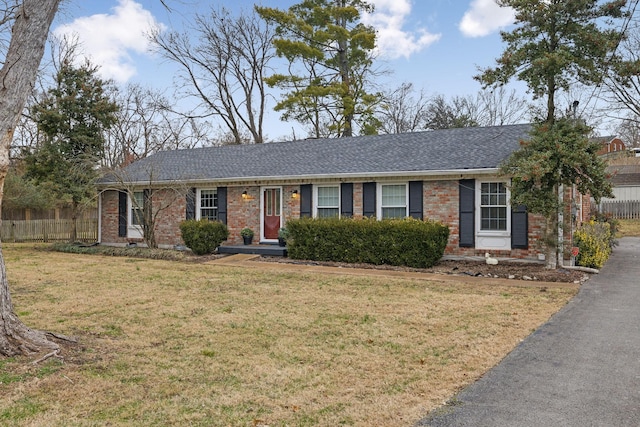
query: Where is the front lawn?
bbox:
[617,219,640,238]
[0,244,577,426]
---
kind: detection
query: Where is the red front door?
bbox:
[263,188,281,240]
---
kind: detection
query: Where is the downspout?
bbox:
[97,190,102,243]
[558,183,563,268]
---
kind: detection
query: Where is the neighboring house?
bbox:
[596,136,626,157]
[97,123,583,260]
[603,164,640,201]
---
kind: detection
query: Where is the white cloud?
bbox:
[459,0,515,38]
[361,0,441,60]
[54,0,165,83]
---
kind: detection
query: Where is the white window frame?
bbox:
[313,185,341,218]
[128,191,144,239]
[196,188,218,221]
[475,180,511,250]
[377,183,408,220]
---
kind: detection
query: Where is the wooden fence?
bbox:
[597,200,640,219]
[0,219,98,243]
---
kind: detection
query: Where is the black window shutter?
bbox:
[186,188,196,220]
[362,182,376,217]
[300,184,312,217]
[459,179,475,247]
[409,181,423,220]
[511,205,528,249]
[118,191,127,237]
[340,183,353,217]
[217,187,227,224]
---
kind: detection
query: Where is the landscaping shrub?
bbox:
[590,211,619,248]
[179,219,229,255]
[286,217,449,268]
[574,220,611,269]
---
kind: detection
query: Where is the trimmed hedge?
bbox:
[286,217,449,268]
[179,219,229,255]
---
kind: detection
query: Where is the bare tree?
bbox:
[472,86,530,126]
[0,0,68,357]
[376,84,530,134]
[152,7,275,144]
[105,83,211,169]
[103,161,192,249]
[616,116,640,148]
[605,14,640,138]
[377,82,430,134]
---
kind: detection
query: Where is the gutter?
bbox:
[96,167,502,188]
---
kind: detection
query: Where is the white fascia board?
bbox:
[96,168,501,188]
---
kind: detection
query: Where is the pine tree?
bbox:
[256,0,379,137]
[476,0,626,267]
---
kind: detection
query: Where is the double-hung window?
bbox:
[130,191,144,226]
[380,184,407,219]
[198,189,218,221]
[479,182,508,231]
[315,186,340,218]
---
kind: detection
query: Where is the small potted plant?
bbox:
[277,227,289,247]
[240,227,254,245]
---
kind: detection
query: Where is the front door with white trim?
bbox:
[262,187,282,241]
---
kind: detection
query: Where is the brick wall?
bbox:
[420,180,545,259]
[152,188,187,246]
[227,187,260,244]
[101,181,551,259]
[100,188,187,247]
[100,190,126,245]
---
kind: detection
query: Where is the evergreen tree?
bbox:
[501,118,612,217]
[476,0,626,268]
[476,0,627,123]
[25,60,117,233]
[256,0,379,137]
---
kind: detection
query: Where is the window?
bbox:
[380,184,407,219]
[198,189,218,220]
[316,186,339,218]
[130,191,144,226]
[480,182,507,231]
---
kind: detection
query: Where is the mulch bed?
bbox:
[258,257,589,283]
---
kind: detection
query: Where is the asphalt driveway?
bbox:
[418,237,640,427]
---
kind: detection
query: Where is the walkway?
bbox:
[418,237,640,426]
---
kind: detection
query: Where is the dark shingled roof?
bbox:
[99,123,532,185]
[606,164,640,186]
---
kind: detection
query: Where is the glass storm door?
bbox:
[263,188,281,240]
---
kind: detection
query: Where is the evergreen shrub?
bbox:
[286,217,449,268]
[179,219,229,255]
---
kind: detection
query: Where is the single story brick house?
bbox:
[97,123,584,260]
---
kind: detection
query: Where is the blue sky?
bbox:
[52,0,525,138]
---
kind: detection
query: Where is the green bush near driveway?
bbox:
[286,217,449,268]
[574,220,611,269]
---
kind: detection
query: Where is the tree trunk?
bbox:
[0,0,63,357]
